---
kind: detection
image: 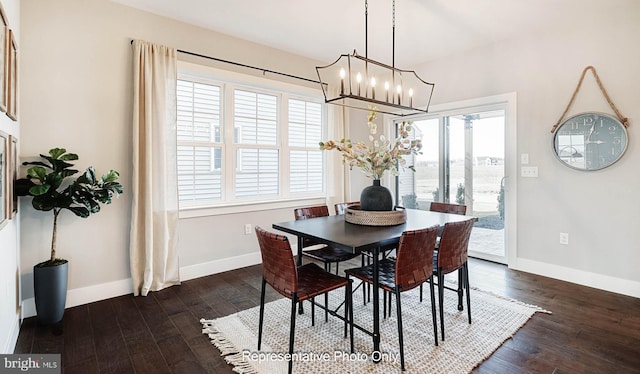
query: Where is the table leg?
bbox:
[296,236,304,267]
[372,246,381,361]
[297,236,304,314]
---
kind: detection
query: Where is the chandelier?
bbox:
[316,0,434,117]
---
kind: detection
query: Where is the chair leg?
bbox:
[289,295,297,374]
[349,280,354,353]
[361,255,367,306]
[465,263,471,324]
[335,262,340,275]
[311,297,315,326]
[395,288,405,371]
[457,268,464,311]
[419,283,423,302]
[258,278,266,350]
[367,256,371,302]
[383,290,387,319]
[429,276,438,346]
[438,270,445,341]
[325,292,329,323]
[343,285,348,338]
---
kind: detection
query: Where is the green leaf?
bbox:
[59,153,79,161]
[102,170,120,184]
[29,184,51,196]
[48,148,67,159]
[68,206,90,218]
[27,166,47,180]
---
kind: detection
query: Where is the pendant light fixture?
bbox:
[316,0,434,117]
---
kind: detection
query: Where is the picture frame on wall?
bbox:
[8,134,16,217]
[6,28,15,121]
[0,3,8,113]
[0,130,7,229]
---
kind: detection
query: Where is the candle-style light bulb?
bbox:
[408,88,414,107]
[356,72,362,96]
[339,68,346,95]
[370,77,377,99]
[396,85,402,105]
[384,82,390,102]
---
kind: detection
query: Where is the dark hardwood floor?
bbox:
[14,258,640,373]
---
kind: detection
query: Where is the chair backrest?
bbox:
[294,205,330,220]
[394,226,440,291]
[334,201,360,215]
[429,202,467,215]
[436,218,475,274]
[294,205,330,248]
[255,226,297,297]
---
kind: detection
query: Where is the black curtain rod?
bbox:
[130,40,322,85]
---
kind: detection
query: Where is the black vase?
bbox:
[34,261,68,325]
[360,179,393,211]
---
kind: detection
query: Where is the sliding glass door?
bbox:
[397,104,509,264]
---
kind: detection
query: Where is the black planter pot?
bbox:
[34,260,68,325]
[360,179,393,211]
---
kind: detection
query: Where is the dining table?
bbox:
[272,208,474,359]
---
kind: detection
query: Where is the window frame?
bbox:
[177,61,328,218]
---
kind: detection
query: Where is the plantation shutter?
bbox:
[288,99,323,194]
[234,89,279,197]
[176,79,223,202]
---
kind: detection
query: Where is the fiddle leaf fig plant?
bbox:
[15,148,124,266]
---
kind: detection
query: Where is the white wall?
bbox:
[18,0,332,317]
[0,0,20,354]
[407,1,640,295]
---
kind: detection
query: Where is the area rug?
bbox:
[201,283,550,373]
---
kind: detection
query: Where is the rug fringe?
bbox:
[200,319,259,374]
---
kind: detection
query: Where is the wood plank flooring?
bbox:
[14,258,640,373]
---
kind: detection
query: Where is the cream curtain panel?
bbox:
[130,40,180,296]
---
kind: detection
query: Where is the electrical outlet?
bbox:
[521,166,538,178]
[244,224,252,235]
[559,232,569,245]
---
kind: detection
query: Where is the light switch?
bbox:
[521,153,529,164]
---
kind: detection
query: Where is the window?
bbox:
[177,69,325,209]
[288,99,323,194]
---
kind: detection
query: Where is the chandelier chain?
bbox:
[393,0,396,28]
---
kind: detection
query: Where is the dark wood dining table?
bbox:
[273,208,474,357]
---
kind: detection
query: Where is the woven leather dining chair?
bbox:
[345,226,440,371]
[294,205,360,275]
[429,202,467,215]
[334,201,360,215]
[334,201,391,305]
[433,218,475,341]
[255,226,354,374]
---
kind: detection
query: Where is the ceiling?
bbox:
[113,0,625,67]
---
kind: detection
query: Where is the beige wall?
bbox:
[412,1,640,291]
[18,0,331,317]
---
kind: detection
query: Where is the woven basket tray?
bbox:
[344,205,407,226]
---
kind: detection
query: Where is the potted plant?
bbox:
[15,148,123,325]
[320,108,422,211]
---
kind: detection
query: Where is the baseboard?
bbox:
[22,251,265,319]
[22,278,134,319]
[179,251,262,281]
[511,258,640,298]
[2,312,20,353]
